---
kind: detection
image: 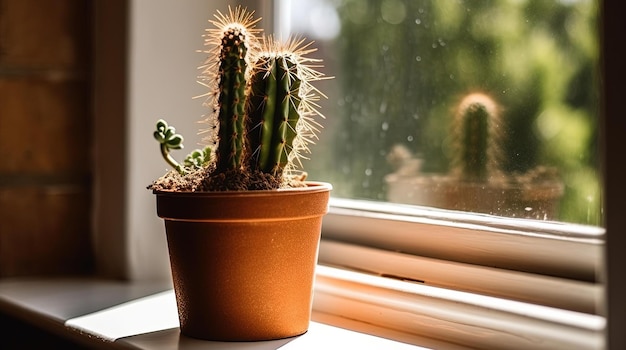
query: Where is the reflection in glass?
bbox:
[284,0,601,225]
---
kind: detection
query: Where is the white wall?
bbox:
[126,0,225,281]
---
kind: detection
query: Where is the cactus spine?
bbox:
[451,93,502,182]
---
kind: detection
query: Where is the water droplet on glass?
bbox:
[379,101,388,113]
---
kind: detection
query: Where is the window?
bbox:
[279,0,601,226]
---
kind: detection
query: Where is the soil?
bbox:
[147,165,307,192]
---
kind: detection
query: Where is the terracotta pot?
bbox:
[154,182,332,341]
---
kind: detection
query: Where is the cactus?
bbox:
[246,37,322,177]
[245,54,299,176]
[450,93,502,182]
[204,7,261,174]
[151,8,327,191]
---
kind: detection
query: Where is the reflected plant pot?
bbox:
[385,174,563,220]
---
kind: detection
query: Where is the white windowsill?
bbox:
[0,264,604,349]
[0,271,427,350]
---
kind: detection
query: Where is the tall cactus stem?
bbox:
[247,54,303,176]
[272,57,303,173]
[215,24,248,172]
[249,56,277,172]
[199,6,261,174]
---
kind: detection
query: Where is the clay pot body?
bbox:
[154,182,332,341]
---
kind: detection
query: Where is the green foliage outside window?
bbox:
[304,0,600,225]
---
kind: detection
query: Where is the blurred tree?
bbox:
[307,0,600,224]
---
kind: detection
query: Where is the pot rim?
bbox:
[153,181,332,197]
[154,181,332,221]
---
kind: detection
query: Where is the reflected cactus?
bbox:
[451,93,502,182]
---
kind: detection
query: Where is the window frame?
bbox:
[313,265,605,350]
[323,198,603,282]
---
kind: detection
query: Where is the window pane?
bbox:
[283,0,601,225]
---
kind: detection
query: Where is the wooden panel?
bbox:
[0,78,91,174]
[0,0,92,69]
[0,186,93,277]
[0,0,94,277]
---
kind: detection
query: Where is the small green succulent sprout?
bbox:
[184,146,212,170]
[154,119,186,175]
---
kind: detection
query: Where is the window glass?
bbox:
[282,0,601,225]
